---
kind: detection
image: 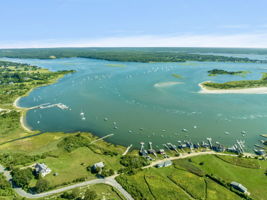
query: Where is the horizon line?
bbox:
[1,46,267,50]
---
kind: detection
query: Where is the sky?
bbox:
[1,0,267,48]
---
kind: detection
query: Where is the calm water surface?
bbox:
[4,57,267,150]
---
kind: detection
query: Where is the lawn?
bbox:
[116,155,267,200]
[190,155,267,200]
[36,183,126,200]
[206,179,241,200]
[215,155,260,169]
[168,169,206,200]
[40,146,123,187]
[0,132,126,190]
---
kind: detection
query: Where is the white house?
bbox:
[35,163,52,177]
[155,160,172,168]
[92,162,105,170]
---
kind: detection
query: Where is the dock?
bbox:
[122,144,133,156]
[90,134,114,144]
[29,103,69,110]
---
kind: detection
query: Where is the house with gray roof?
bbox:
[155,160,172,168]
[231,181,249,195]
[35,163,51,177]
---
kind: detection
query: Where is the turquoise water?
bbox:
[5,57,267,150]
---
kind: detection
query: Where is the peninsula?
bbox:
[200,72,267,94]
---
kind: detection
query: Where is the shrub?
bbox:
[101,168,115,177]
[84,189,97,200]
[35,179,49,193]
[120,156,149,168]
[57,134,91,152]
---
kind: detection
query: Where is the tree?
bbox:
[11,168,34,189]
[61,192,75,199]
[35,179,49,193]
[84,189,97,200]
[101,168,115,177]
[120,156,149,168]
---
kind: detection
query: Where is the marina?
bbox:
[138,137,266,160]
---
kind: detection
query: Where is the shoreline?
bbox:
[13,88,36,133]
[12,74,69,133]
[198,81,267,94]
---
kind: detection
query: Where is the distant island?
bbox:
[208,69,250,77]
[200,72,267,94]
[172,73,183,79]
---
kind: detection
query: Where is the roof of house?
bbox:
[156,160,172,167]
[231,182,248,192]
[93,162,105,168]
[35,163,48,170]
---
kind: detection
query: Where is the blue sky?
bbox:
[1,0,267,48]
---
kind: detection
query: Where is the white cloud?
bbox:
[2,33,267,48]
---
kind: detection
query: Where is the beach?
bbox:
[199,82,267,94]
[13,96,33,132]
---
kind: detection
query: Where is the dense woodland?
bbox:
[0,48,263,63]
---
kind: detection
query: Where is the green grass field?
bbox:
[0,132,126,189]
[35,184,126,200]
[116,155,267,200]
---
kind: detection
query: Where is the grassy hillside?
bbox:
[116,155,267,200]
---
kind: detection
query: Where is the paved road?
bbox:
[0,151,238,199]
[144,151,235,168]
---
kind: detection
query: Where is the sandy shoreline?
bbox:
[13,92,34,132]
[199,82,267,94]
[154,81,183,88]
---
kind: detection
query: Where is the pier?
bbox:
[29,103,69,110]
[122,144,133,156]
[90,134,114,144]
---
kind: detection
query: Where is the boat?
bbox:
[182,128,188,132]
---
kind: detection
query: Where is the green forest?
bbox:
[0,48,262,63]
